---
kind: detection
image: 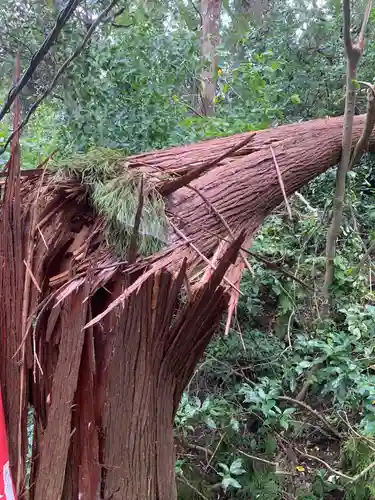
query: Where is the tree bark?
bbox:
[132,114,375,263]
[200,0,222,116]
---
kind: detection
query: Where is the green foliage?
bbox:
[2,0,359,159]
[218,458,246,492]
[0,96,57,169]
[175,393,237,433]
[240,382,296,430]
[56,7,201,154]
[342,438,375,499]
[1,1,375,498]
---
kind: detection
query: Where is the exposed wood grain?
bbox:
[1,112,372,499]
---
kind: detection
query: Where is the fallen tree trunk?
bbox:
[135,114,374,263]
[0,113,373,499]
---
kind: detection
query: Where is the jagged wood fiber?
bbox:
[0,113,374,499]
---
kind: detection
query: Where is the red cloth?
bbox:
[0,389,16,499]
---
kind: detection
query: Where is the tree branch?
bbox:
[349,82,375,168]
[295,447,352,481]
[343,0,353,54]
[270,146,292,220]
[277,396,342,440]
[0,0,81,123]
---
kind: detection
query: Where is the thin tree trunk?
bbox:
[200,0,222,116]
[323,59,358,301]
[322,0,372,305]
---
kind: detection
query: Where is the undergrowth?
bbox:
[175,158,375,499]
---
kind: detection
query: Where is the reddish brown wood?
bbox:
[0,113,373,499]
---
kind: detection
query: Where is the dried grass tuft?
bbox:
[49,148,168,256]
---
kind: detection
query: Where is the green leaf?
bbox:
[201,398,210,411]
[280,417,289,430]
[230,417,240,432]
[298,360,312,369]
[222,477,242,491]
[205,417,217,429]
[290,94,301,104]
[218,463,230,474]
[283,407,297,416]
[230,458,246,475]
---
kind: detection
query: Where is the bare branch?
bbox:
[190,0,203,27]
[277,396,342,440]
[295,447,352,481]
[270,146,292,220]
[322,0,372,306]
[238,449,278,468]
[295,443,375,483]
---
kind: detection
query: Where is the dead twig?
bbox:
[270,146,292,221]
[160,134,255,195]
[0,0,80,124]
[187,184,254,277]
[176,437,213,457]
[207,432,226,469]
[295,447,352,480]
[238,449,296,477]
[0,0,120,157]
[183,101,204,118]
[295,446,375,483]
[177,476,209,500]
[169,221,242,295]
[202,226,311,290]
[294,192,318,214]
[277,395,342,440]
[339,412,375,453]
[238,449,278,468]
[286,310,294,349]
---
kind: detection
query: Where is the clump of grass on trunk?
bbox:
[50,148,168,256]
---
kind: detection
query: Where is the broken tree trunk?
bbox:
[0,113,374,499]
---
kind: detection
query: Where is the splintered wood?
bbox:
[1,113,374,499]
